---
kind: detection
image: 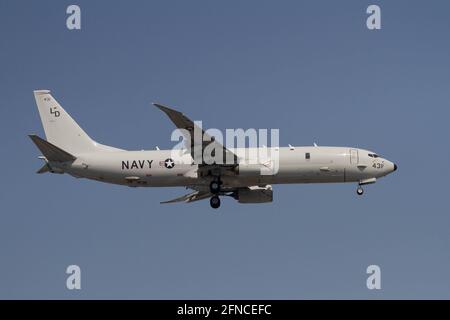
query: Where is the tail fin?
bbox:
[33,90,111,155]
[29,134,76,162]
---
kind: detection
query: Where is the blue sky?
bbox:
[0,0,449,299]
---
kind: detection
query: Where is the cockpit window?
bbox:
[368,153,380,158]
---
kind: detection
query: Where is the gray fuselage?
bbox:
[57,146,396,190]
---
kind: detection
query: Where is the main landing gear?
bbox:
[210,195,221,209]
[210,180,221,194]
[209,177,222,208]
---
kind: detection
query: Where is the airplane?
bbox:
[29,90,397,209]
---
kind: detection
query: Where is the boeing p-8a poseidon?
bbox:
[29,90,397,209]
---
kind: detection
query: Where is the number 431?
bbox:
[373,163,384,169]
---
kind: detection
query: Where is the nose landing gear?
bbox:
[355,178,376,196]
[356,186,364,195]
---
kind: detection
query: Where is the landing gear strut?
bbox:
[209,178,222,194]
[356,186,364,196]
[210,195,221,209]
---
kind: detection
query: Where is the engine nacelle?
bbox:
[237,185,273,203]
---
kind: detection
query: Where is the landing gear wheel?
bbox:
[209,180,221,194]
[210,196,221,209]
[356,187,364,196]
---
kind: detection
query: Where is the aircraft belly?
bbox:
[270,163,345,184]
[219,167,346,188]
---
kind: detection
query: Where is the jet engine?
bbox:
[235,185,273,203]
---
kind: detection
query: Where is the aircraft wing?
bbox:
[153,103,238,167]
[160,190,212,204]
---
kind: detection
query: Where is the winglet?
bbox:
[152,102,193,129]
[153,102,178,115]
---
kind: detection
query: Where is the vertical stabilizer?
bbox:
[33,90,121,154]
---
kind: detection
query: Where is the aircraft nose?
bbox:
[393,163,398,171]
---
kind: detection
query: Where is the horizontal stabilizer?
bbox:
[29,134,76,162]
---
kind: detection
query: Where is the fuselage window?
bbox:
[305,152,310,160]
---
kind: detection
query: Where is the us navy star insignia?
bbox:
[164,158,175,169]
